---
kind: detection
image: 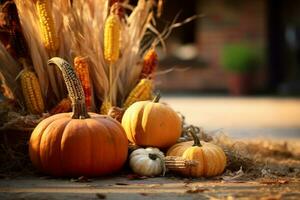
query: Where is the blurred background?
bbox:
[155,0,300,96]
[152,0,300,139]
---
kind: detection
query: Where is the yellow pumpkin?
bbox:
[121,94,182,148]
[29,57,128,177]
[166,126,226,177]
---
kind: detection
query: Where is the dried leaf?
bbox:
[260,194,282,200]
[96,193,106,199]
[115,182,129,185]
[70,176,91,183]
[278,179,289,184]
[185,186,208,194]
[126,174,148,180]
[222,167,244,181]
[183,179,192,184]
[139,193,148,196]
[148,184,160,188]
[259,179,289,185]
[0,12,6,27]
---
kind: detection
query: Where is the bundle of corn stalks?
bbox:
[0,0,176,124]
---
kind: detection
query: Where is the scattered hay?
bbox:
[214,134,300,178]
[0,130,35,177]
[0,102,38,177]
[179,115,300,180]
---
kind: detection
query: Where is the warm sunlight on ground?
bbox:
[165,96,300,139]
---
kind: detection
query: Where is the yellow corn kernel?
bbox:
[100,99,112,115]
[50,97,72,115]
[123,78,153,108]
[36,0,59,51]
[104,4,121,63]
[73,56,92,110]
[20,69,44,114]
[140,48,158,79]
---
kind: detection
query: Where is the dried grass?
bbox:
[0,43,23,103]
[8,0,166,110]
[0,139,35,177]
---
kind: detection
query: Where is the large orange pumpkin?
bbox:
[29,57,128,177]
[121,94,182,148]
[166,126,226,177]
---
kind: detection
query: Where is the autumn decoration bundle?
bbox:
[0,0,160,119]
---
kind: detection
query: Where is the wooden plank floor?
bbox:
[0,176,299,200]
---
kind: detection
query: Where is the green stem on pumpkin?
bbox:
[148,153,166,176]
[152,92,161,103]
[148,153,158,160]
[189,126,202,147]
[48,57,90,119]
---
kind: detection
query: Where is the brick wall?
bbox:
[156,0,268,93]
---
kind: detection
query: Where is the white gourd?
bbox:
[129,147,166,176]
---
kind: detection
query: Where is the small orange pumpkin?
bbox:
[29,57,128,177]
[121,94,182,148]
[166,126,226,177]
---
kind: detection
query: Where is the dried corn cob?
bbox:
[140,48,158,79]
[123,78,153,108]
[165,156,198,170]
[36,0,59,51]
[3,2,29,58]
[104,3,121,105]
[20,69,44,114]
[100,99,112,115]
[104,3,121,63]
[50,97,72,115]
[73,56,92,110]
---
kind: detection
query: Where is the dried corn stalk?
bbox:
[109,0,125,18]
[108,106,124,122]
[1,1,29,59]
[100,99,112,115]
[157,0,163,18]
[0,71,14,100]
[9,0,169,114]
[123,78,153,108]
[104,3,121,105]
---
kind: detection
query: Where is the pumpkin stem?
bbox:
[149,153,166,176]
[188,126,202,147]
[148,153,158,160]
[152,92,161,103]
[48,57,90,119]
